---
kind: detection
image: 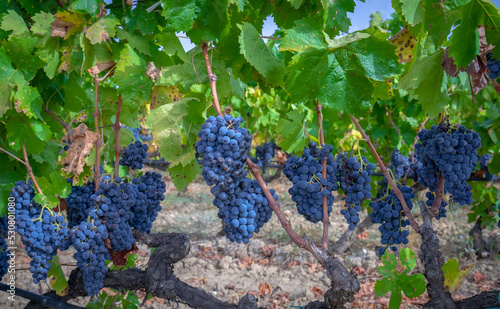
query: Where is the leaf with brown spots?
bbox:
[62,123,100,176]
[389,26,416,63]
[50,11,85,39]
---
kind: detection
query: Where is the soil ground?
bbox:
[2,172,499,309]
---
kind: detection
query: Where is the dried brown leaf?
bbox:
[62,123,99,176]
[146,62,162,80]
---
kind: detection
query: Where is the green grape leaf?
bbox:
[399,247,417,271]
[378,251,398,278]
[324,31,370,49]
[112,44,153,107]
[161,0,200,32]
[36,47,60,79]
[388,288,403,309]
[85,16,119,44]
[32,141,60,171]
[146,99,190,162]
[400,0,422,25]
[186,0,231,44]
[397,50,448,118]
[449,0,500,68]
[374,278,393,297]
[422,0,461,47]
[70,0,99,14]
[276,110,307,153]
[64,75,92,112]
[47,255,69,296]
[280,19,325,52]
[5,36,45,82]
[117,29,151,56]
[5,118,48,154]
[238,22,286,86]
[230,0,248,11]
[168,152,201,191]
[443,258,474,294]
[154,32,188,62]
[36,171,71,208]
[322,0,358,33]
[285,47,373,115]
[0,10,29,38]
[31,12,55,36]
[398,273,426,298]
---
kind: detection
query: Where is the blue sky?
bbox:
[179,0,500,50]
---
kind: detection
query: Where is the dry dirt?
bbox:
[2,173,499,309]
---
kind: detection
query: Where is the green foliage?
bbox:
[442,258,474,294]
[375,248,426,309]
[47,255,69,296]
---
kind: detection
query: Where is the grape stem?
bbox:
[492,79,500,98]
[201,41,223,116]
[93,75,102,190]
[349,115,420,232]
[384,105,402,143]
[410,116,429,164]
[44,107,70,132]
[113,95,123,179]
[430,173,445,217]
[0,147,27,166]
[23,141,43,195]
[316,100,330,251]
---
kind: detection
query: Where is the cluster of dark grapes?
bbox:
[119,141,149,170]
[197,114,281,243]
[416,123,481,205]
[139,126,152,142]
[336,153,375,230]
[486,53,500,79]
[92,177,136,252]
[255,142,276,174]
[129,172,166,233]
[425,191,448,220]
[370,185,413,256]
[197,115,252,188]
[390,149,416,180]
[477,154,494,180]
[66,182,95,228]
[0,216,9,280]
[10,181,70,283]
[283,142,337,224]
[70,220,110,296]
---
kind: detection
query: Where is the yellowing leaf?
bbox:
[389,26,417,63]
[443,258,474,294]
[85,16,119,44]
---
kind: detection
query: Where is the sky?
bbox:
[178,0,500,51]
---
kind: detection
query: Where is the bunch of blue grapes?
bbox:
[255,142,276,174]
[283,142,337,224]
[415,123,481,205]
[93,177,136,251]
[370,185,414,256]
[66,182,94,228]
[0,216,9,280]
[336,153,375,230]
[477,154,494,180]
[426,191,448,220]
[70,220,110,296]
[10,181,70,283]
[211,176,279,243]
[197,114,252,190]
[390,149,415,180]
[486,53,500,79]
[129,172,166,233]
[119,141,149,170]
